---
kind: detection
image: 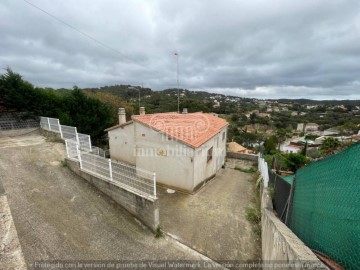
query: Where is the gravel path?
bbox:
[159,160,261,261]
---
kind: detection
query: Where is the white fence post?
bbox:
[77,147,83,169]
[108,159,113,181]
[65,140,70,158]
[47,118,51,131]
[58,120,63,139]
[264,161,269,187]
[75,127,79,145]
[88,135,92,150]
[258,154,269,188]
[153,172,157,198]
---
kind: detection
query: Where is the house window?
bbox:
[207,147,213,162]
[222,132,226,141]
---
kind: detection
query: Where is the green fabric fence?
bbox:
[290,143,360,270]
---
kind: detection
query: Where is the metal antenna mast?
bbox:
[174,52,180,113]
[139,82,142,112]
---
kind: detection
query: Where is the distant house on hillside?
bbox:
[306,123,319,132]
[227,141,250,154]
[280,144,301,154]
[297,123,319,132]
[105,108,228,193]
[323,127,340,136]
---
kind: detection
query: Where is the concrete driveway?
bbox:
[158,160,261,261]
[0,132,202,268]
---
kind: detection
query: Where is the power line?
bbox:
[22,0,179,89]
[23,0,144,66]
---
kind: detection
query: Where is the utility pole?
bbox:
[174,52,180,113]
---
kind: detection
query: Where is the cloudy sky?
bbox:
[1,0,360,99]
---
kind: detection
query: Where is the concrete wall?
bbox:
[108,123,136,165]
[261,187,327,269]
[0,180,27,270]
[66,158,159,231]
[134,122,195,192]
[193,127,227,189]
[226,151,258,162]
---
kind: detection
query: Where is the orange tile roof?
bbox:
[132,112,228,148]
[227,142,248,153]
[105,120,133,132]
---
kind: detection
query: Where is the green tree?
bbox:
[300,141,308,156]
[320,137,341,156]
[286,153,309,172]
[0,69,114,143]
[263,135,277,154]
[275,128,287,150]
[0,67,36,111]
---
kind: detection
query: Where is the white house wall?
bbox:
[134,122,195,192]
[108,124,136,165]
[193,127,227,189]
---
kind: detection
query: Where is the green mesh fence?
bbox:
[290,143,360,270]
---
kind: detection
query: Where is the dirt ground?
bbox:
[158,159,261,261]
[0,131,203,268]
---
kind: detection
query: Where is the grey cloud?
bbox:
[1,0,360,99]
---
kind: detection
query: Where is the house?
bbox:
[213,100,220,108]
[273,107,280,112]
[296,123,304,132]
[323,127,340,136]
[305,123,319,132]
[257,113,271,118]
[105,107,228,193]
[227,141,251,154]
[352,134,360,142]
[297,123,319,132]
[280,142,302,154]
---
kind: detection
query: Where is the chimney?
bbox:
[118,108,126,125]
[182,108,188,114]
[140,107,145,115]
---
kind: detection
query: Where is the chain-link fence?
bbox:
[289,143,360,270]
[0,113,39,131]
[268,170,292,223]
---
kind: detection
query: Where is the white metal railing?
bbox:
[78,133,92,152]
[40,117,61,133]
[65,139,78,160]
[81,152,111,179]
[258,154,269,187]
[91,146,106,158]
[40,116,156,200]
[111,159,156,198]
[60,125,77,140]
